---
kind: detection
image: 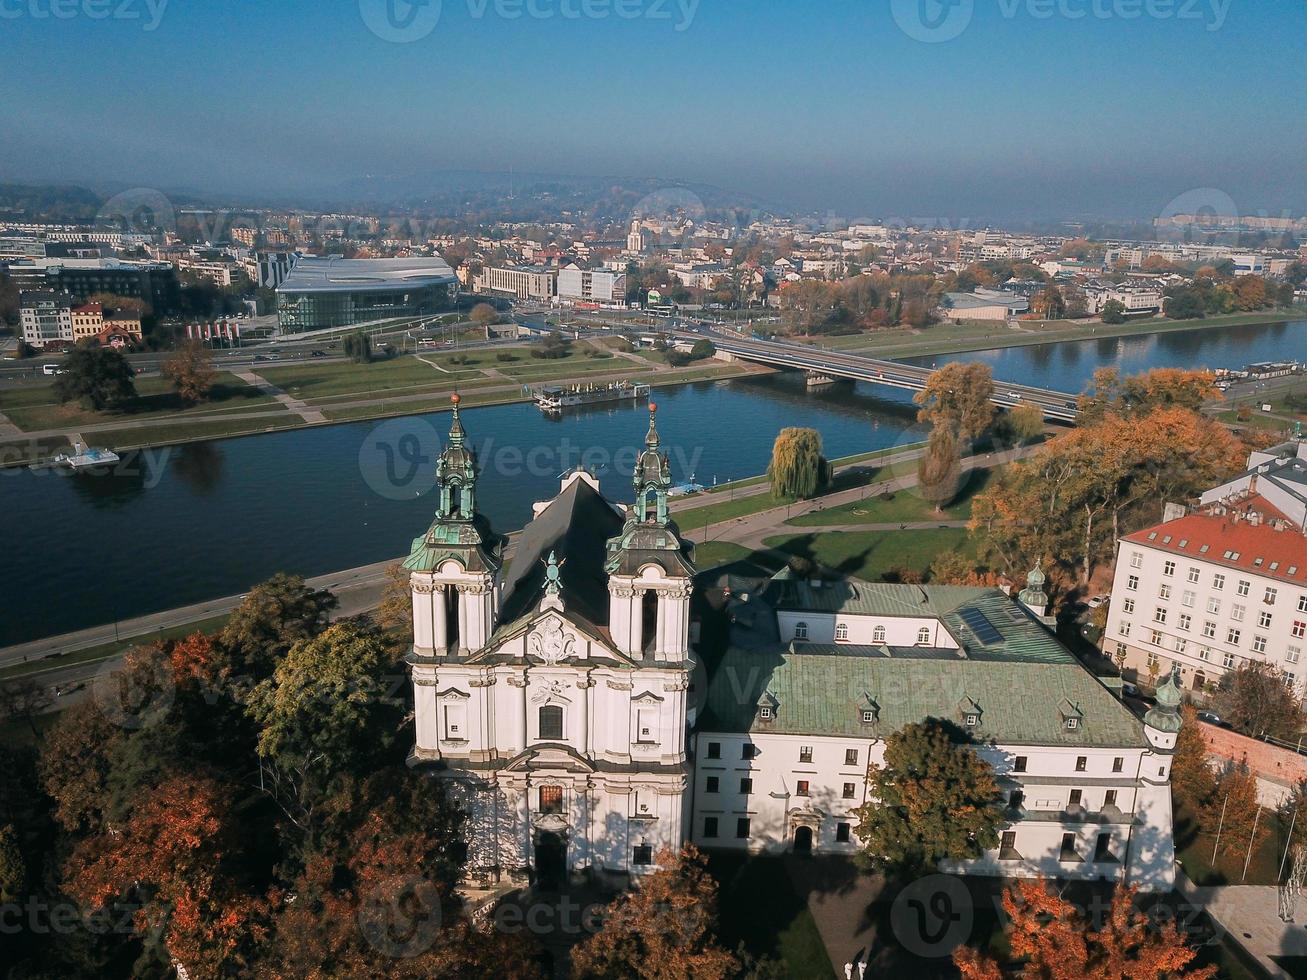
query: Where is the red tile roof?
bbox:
[1123,514,1307,585]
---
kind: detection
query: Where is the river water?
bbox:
[2,319,1303,645]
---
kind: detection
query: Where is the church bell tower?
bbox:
[404,394,503,658]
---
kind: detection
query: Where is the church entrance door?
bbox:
[793,825,814,856]
[534,831,567,890]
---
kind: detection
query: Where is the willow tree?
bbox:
[768,427,830,500]
[917,425,962,513]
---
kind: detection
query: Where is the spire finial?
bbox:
[645,401,659,449]
[448,392,464,445]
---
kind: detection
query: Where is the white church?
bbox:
[405,397,1180,891]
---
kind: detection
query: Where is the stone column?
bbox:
[576,676,591,755]
[432,584,447,652]
[508,673,528,753]
[457,587,470,654]
[631,589,645,656]
[412,579,434,655]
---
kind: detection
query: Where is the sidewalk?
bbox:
[1176,868,1307,979]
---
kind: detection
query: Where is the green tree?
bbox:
[1164,288,1205,320]
[216,573,338,681]
[767,427,830,500]
[1100,299,1128,324]
[914,363,995,441]
[343,331,373,363]
[469,302,500,327]
[161,338,216,405]
[854,719,1003,875]
[1171,706,1216,818]
[0,823,24,903]
[53,343,136,411]
[1006,402,1045,444]
[917,425,961,513]
[1213,661,1304,740]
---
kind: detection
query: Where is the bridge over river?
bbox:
[697,333,1081,422]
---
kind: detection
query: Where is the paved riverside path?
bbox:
[233,368,328,424]
[0,557,401,671]
[1175,870,1307,980]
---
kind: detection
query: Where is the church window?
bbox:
[539,785,563,815]
[539,705,563,740]
[633,843,653,866]
[641,590,658,650]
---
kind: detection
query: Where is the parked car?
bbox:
[1086,594,1110,609]
[310,349,327,358]
[1121,682,1141,698]
[1197,710,1225,726]
[253,354,267,362]
[42,363,64,376]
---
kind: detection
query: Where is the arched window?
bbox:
[539,705,563,740]
[794,621,808,640]
[917,626,931,645]
[873,625,886,643]
[835,623,849,642]
[641,589,658,651]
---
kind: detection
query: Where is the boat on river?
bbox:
[535,380,650,413]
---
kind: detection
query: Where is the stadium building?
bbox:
[275,255,458,332]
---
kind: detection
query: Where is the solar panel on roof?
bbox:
[959,607,1002,645]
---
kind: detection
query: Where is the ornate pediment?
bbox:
[527,616,578,666]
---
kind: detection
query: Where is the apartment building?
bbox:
[19,292,74,347]
[557,264,627,306]
[474,265,558,301]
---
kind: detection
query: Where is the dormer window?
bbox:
[873,625,886,643]
[917,626,931,645]
[794,621,808,641]
[835,623,849,642]
[759,706,773,721]
[1066,717,1079,731]
[861,710,875,724]
[965,713,979,728]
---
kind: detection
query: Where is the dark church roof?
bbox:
[496,475,625,634]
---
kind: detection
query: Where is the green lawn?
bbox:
[0,373,277,431]
[0,434,73,468]
[691,541,754,570]
[1173,793,1285,887]
[92,414,302,451]
[259,356,485,400]
[706,852,835,980]
[786,467,992,527]
[764,528,974,581]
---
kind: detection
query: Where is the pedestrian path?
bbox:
[234,369,327,424]
[0,409,21,439]
[1176,870,1307,979]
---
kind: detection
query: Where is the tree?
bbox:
[914,363,995,442]
[37,699,125,834]
[767,427,830,500]
[1213,661,1304,740]
[928,550,1002,586]
[63,774,271,978]
[854,719,1003,875]
[246,619,404,833]
[343,331,373,364]
[0,823,24,903]
[1171,706,1217,817]
[1164,288,1205,320]
[1100,299,1127,324]
[216,573,338,682]
[532,330,573,359]
[1006,401,1045,444]
[954,880,1216,979]
[1211,764,1268,858]
[162,338,217,405]
[571,846,738,980]
[0,677,53,738]
[374,561,414,651]
[469,302,500,327]
[53,343,136,411]
[917,425,961,513]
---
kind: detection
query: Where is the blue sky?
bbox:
[1,0,1303,221]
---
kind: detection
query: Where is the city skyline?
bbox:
[1,1,1305,221]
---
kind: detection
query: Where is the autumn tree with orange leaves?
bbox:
[571,845,738,980]
[953,879,1216,979]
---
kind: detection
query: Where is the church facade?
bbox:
[406,397,1179,891]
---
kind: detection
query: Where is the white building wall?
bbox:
[777,609,959,648]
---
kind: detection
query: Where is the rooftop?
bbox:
[1123,513,1307,585]
[277,255,456,294]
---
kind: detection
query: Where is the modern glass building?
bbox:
[275,256,458,332]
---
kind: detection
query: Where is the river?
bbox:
[1,319,1303,646]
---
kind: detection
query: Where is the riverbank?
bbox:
[805,308,1306,360]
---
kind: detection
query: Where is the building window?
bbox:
[1200,647,1211,661]
[1127,575,1139,591]
[1237,580,1250,597]
[1147,651,1159,668]
[1009,789,1025,810]
[758,706,773,721]
[964,713,979,728]
[1299,595,1307,613]
[633,844,653,866]
[845,748,859,766]
[1150,629,1163,646]
[1163,560,1176,577]
[835,623,849,642]
[1159,584,1172,601]
[873,625,886,643]
[1014,756,1027,772]
[799,746,813,763]
[1095,832,1114,862]
[1105,789,1118,807]
[1213,574,1225,591]
[539,705,563,740]
[1116,641,1127,658]
[1182,591,1195,608]
[860,709,875,724]
[1223,651,1235,668]
[1123,598,1136,614]
[706,776,719,793]
[742,744,756,760]
[1130,551,1143,568]
[1061,833,1079,861]
[1253,635,1268,654]
[703,817,718,838]
[1175,638,1187,654]
[1289,646,1302,664]
[1207,597,1221,614]
[706,741,721,759]
[1075,756,1087,772]
[539,785,564,815]
[740,778,753,794]
[843,782,856,799]
[1120,621,1132,637]
[1188,567,1200,583]
[1266,587,1278,605]
[1294,622,1307,640]
[1112,756,1123,773]
[1069,789,1083,808]
[1232,604,1246,622]
[917,626,932,644]
[796,780,810,797]
[1227,628,1242,646]
[736,818,751,839]
[1179,614,1192,631]
[1154,607,1167,624]
[1203,621,1217,638]
[836,822,852,843]
[794,621,808,640]
[1066,717,1079,731]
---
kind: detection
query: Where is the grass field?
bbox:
[258,356,486,401]
[0,434,73,467]
[786,467,992,526]
[91,414,302,451]
[0,372,278,431]
[691,541,755,570]
[763,527,974,581]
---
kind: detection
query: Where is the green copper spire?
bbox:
[1144,665,1184,734]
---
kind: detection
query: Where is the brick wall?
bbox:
[1198,721,1307,805]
